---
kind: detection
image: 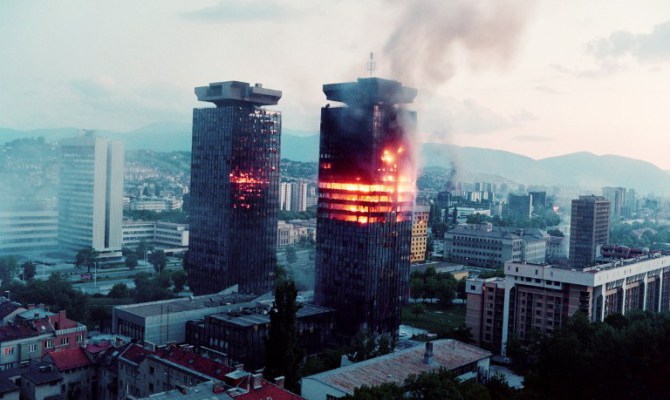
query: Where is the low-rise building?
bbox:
[43,347,94,399]
[0,308,86,369]
[466,255,670,354]
[118,343,302,399]
[128,197,182,212]
[122,220,189,252]
[112,291,260,346]
[0,210,58,257]
[445,223,546,267]
[185,302,334,371]
[301,340,491,400]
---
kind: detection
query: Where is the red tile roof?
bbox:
[120,344,152,364]
[46,348,92,371]
[154,345,234,381]
[85,341,113,354]
[0,324,38,341]
[235,379,303,400]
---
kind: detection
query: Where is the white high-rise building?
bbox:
[290,181,308,212]
[279,182,292,211]
[58,132,124,258]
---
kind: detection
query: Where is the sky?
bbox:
[1,0,670,169]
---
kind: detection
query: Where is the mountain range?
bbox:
[1,123,669,194]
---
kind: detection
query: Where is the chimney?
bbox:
[274,376,285,388]
[423,341,434,365]
[252,373,263,390]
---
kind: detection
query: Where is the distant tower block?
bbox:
[58,132,124,259]
[187,81,282,295]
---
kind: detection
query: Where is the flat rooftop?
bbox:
[115,293,259,318]
[303,339,490,395]
[323,77,416,106]
[195,81,281,107]
[209,303,333,328]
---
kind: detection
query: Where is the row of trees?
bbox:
[516,311,670,400]
[343,368,515,400]
[409,267,458,305]
[0,257,37,283]
[609,220,670,249]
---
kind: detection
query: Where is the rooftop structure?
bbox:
[195,81,281,107]
[301,339,490,400]
[112,290,261,345]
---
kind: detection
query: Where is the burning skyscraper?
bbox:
[187,81,282,295]
[315,77,417,339]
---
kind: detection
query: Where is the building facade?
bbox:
[466,255,670,354]
[601,186,626,220]
[185,303,334,371]
[507,194,532,220]
[569,195,610,268]
[314,78,417,339]
[444,223,547,267]
[58,132,124,258]
[187,81,282,295]
[0,211,58,256]
[410,204,430,264]
[122,220,189,252]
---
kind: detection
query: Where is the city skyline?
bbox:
[2,1,670,170]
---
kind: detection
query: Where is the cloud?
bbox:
[513,134,552,142]
[418,96,521,141]
[588,20,670,63]
[182,0,292,23]
[549,62,623,79]
[510,109,537,123]
[66,77,191,131]
[533,85,562,95]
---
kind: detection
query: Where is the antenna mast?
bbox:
[367,52,376,77]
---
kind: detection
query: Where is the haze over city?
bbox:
[2,0,670,169]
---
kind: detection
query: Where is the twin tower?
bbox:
[187,78,417,338]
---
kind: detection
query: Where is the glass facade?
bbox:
[315,78,417,339]
[188,82,281,295]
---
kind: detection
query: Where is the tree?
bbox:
[264,280,303,393]
[136,240,148,261]
[377,334,393,356]
[125,254,138,270]
[148,250,167,273]
[76,248,99,273]
[457,279,466,301]
[547,229,564,238]
[412,303,426,317]
[0,257,18,285]
[405,368,465,400]
[108,283,130,299]
[22,261,36,281]
[285,246,298,264]
[171,270,188,293]
[156,269,173,289]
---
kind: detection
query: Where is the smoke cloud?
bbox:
[383,0,536,86]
